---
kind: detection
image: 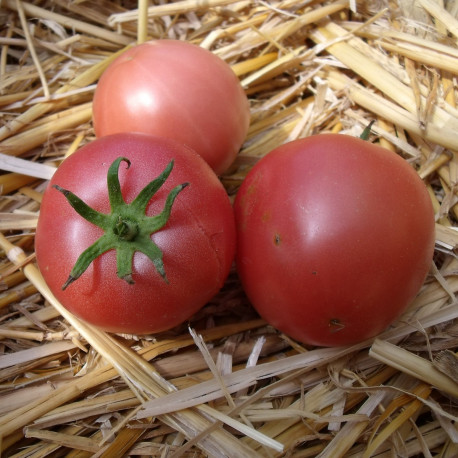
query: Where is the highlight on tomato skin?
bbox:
[234,133,436,347]
[35,132,236,335]
[92,39,250,176]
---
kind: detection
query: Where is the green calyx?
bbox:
[54,157,188,290]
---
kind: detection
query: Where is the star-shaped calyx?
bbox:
[53,157,188,290]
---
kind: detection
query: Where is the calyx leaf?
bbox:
[54,157,188,290]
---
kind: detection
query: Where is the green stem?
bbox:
[113,217,139,241]
[360,120,375,141]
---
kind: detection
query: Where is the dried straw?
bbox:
[1,0,458,456]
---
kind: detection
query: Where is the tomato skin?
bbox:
[35,133,236,335]
[92,39,250,176]
[234,134,436,347]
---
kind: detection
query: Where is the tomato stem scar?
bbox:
[54,157,188,290]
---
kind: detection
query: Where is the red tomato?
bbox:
[92,39,250,176]
[234,134,436,347]
[35,133,236,335]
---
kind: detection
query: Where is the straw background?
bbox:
[1,0,458,456]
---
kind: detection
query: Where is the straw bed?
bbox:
[1,0,458,456]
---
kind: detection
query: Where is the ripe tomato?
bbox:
[92,39,250,176]
[234,134,436,347]
[35,133,236,335]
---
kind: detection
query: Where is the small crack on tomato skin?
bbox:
[179,194,233,291]
[329,319,345,333]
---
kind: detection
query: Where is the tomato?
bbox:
[92,39,250,176]
[35,133,236,335]
[234,134,436,347]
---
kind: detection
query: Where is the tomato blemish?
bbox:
[329,319,345,333]
[262,210,271,222]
